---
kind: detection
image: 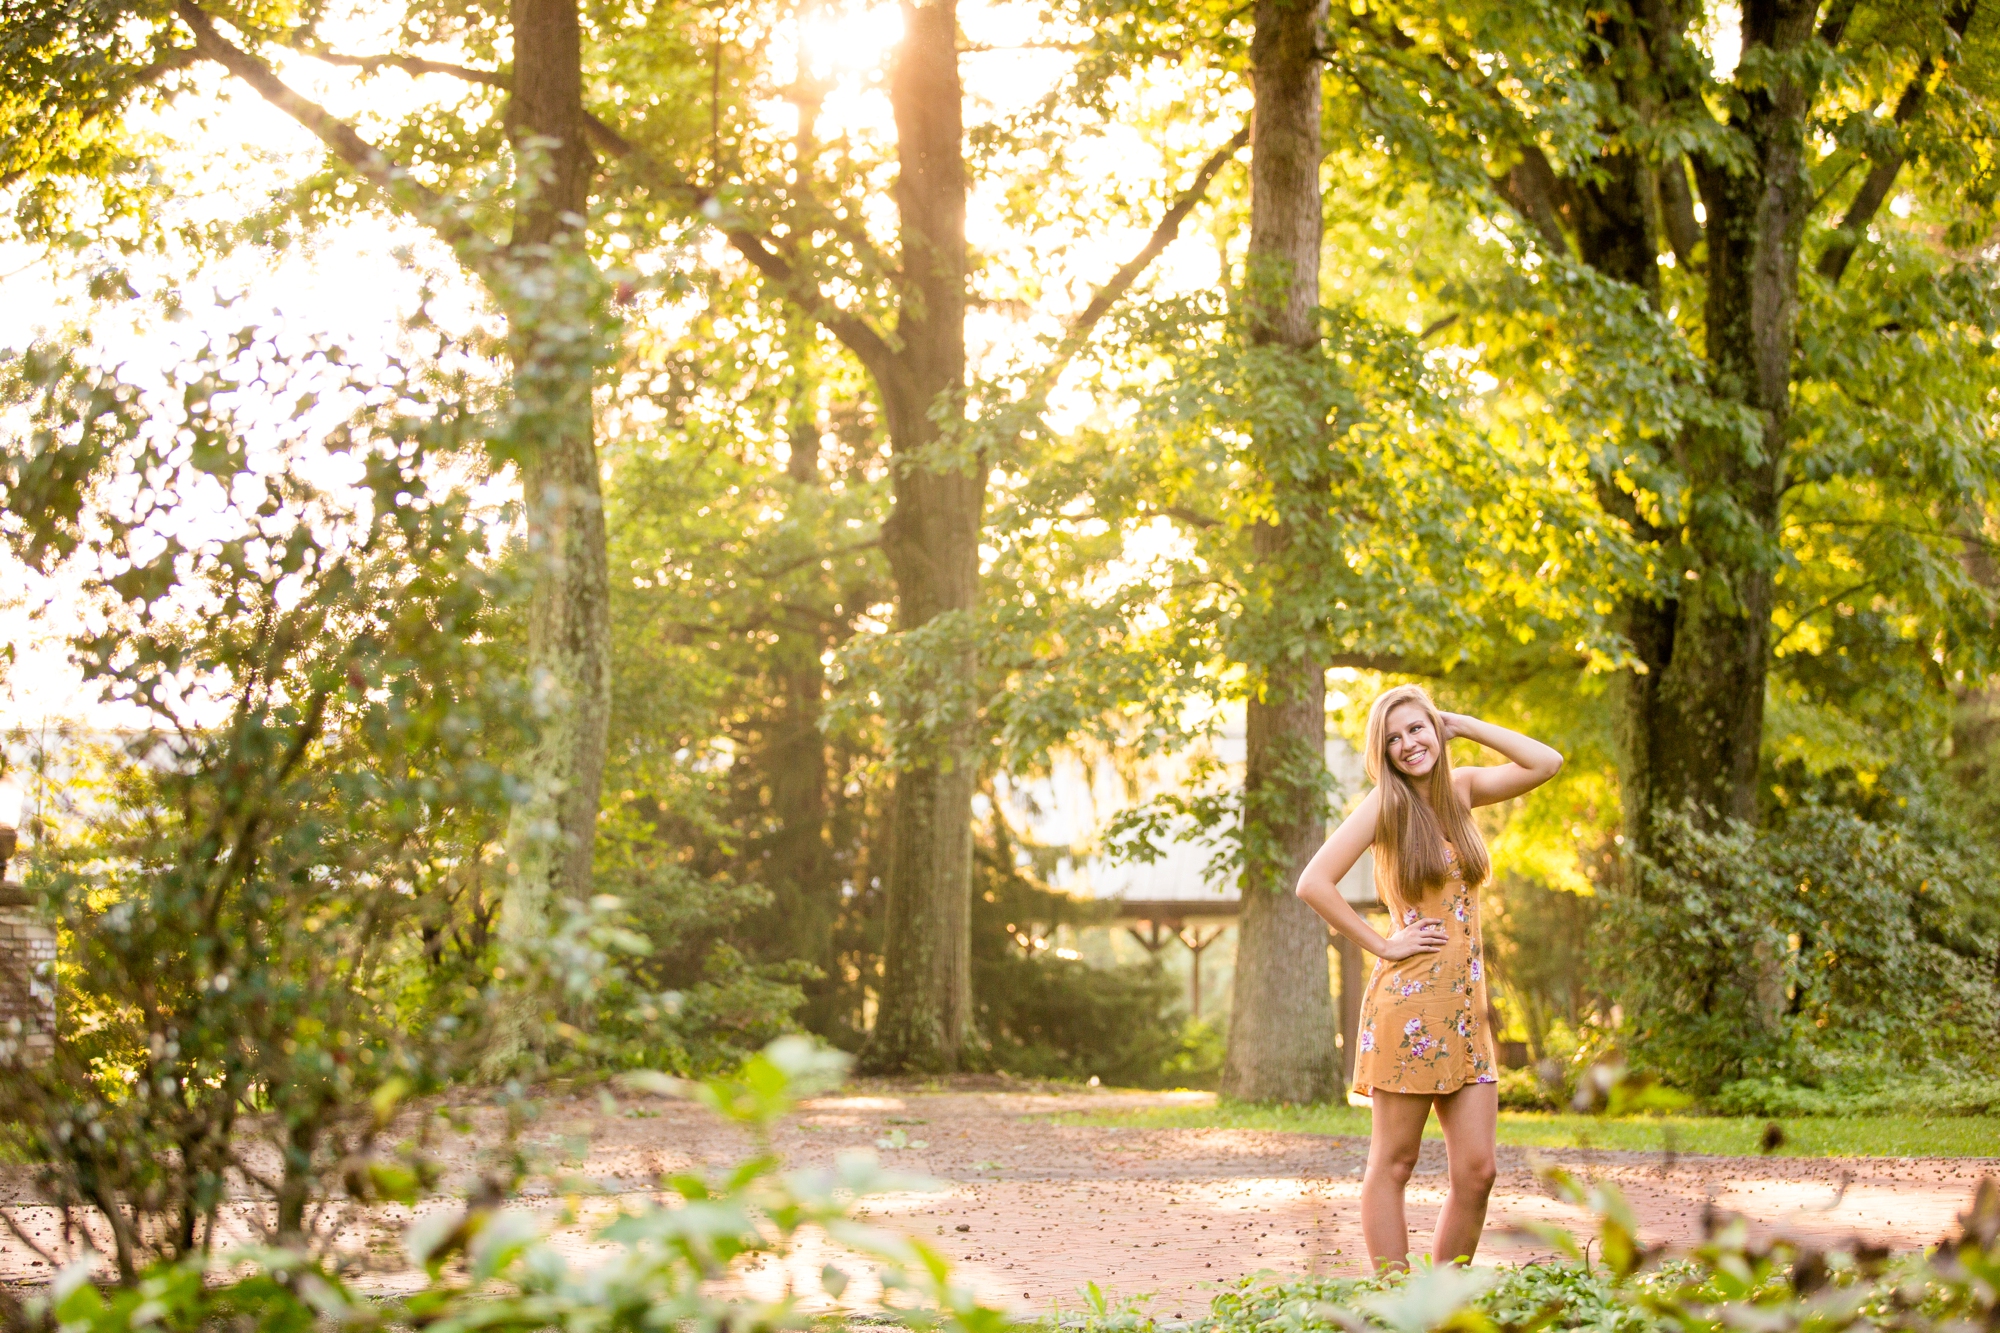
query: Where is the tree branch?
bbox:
[302,50,508,89]
[1347,8,1582,255]
[751,534,881,581]
[989,122,1251,449]
[1657,154,1703,268]
[580,111,905,389]
[1418,313,1459,341]
[1771,578,1880,653]
[581,110,638,159]
[173,2,489,264]
[725,229,906,388]
[1163,505,1221,530]
[1817,0,1977,286]
[1495,148,1575,254]
[1065,123,1249,346]
[1818,0,1861,48]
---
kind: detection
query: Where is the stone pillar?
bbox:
[0,826,54,1064]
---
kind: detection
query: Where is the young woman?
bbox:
[1294,684,1563,1270]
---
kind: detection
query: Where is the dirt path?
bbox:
[514,1085,1996,1316]
[4,1085,1991,1316]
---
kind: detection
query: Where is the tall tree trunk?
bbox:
[765,635,836,975]
[1635,0,1816,844]
[763,353,839,1023]
[1218,0,1342,1105]
[1224,650,1342,1101]
[1557,3,1814,855]
[274,1115,318,1242]
[1566,137,1683,855]
[863,0,980,1073]
[493,0,611,1013]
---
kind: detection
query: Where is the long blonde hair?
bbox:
[1364,684,1490,913]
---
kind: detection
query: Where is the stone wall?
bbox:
[0,827,53,1064]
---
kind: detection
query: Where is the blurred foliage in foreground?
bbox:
[13,1038,1011,1333]
[1204,1172,2000,1333]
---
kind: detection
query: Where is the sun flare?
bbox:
[797,3,905,77]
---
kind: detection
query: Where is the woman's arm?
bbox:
[1442,713,1564,807]
[1294,787,1446,961]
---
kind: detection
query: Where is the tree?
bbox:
[594,279,891,1046]
[1042,0,1623,1099]
[1325,0,2000,852]
[587,1,1251,1071]
[1218,0,1344,1104]
[0,0,633,1018]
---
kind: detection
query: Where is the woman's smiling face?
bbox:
[1383,702,1440,779]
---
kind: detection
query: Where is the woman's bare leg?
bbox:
[1361,1090,1434,1270]
[1430,1080,1499,1264]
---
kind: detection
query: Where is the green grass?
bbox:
[1050,1101,2000,1157]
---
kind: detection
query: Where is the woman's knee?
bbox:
[1367,1142,1422,1186]
[1449,1153,1497,1197]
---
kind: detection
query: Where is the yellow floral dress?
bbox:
[1352,844,1498,1097]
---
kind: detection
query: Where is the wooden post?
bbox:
[1125,920,1175,956]
[1178,925,1226,1022]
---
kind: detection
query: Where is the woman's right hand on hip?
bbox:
[1381,917,1447,960]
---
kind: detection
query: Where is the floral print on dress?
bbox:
[1352,840,1499,1097]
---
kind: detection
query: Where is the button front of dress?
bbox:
[1351,845,1498,1097]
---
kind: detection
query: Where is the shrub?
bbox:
[1495,1065,1559,1111]
[586,824,811,1076]
[0,327,815,1288]
[1600,798,2000,1094]
[1708,1072,2000,1118]
[0,336,542,1278]
[972,948,1187,1085]
[966,815,1202,1087]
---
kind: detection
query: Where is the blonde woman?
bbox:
[1295,684,1563,1270]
